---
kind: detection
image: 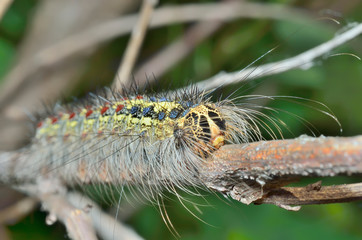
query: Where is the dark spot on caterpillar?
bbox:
[158,111,166,120]
[169,108,180,119]
[130,106,139,115]
[142,106,152,116]
[142,106,158,119]
[199,115,211,142]
[208,110,226,131]
[130,106,143,118]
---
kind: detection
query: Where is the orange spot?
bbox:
[211,135,225,148]
[37,121,43,128]
[69,112,75,119]
[116,104,124,112]
[256,153,264,159]
[51,117,58,124]
[322,148,330,154]
[85,110,93,118]
[99,161,110,182]
[100,106,109,115]
[136,95,143,100]
[78,161,87,182]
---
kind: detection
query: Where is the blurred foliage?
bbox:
[1,0,362,239]
[0,0,36,80]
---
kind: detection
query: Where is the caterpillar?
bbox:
[5,86,274,201]
[3,81,310,240]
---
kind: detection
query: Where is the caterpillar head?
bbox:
[175,104,226,155]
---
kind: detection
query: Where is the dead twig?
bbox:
[194,22,362,91]
[201,135,362,208]
[134,20,222,85]
[113,0,158,90]
[0,0,12,21]
[0,197,38,225]
[256,182,362,206]
[16,178,98,240]
[67,192,144,240]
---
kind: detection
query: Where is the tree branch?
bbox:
[113,0,158,90]
[16,178,98,240]
[2,135,362,210]
[256,182,362,207]
[0,0,12,21]
[194,22,362,91]
[134,20,222,85]
[201,135,362,208]
[0,197,37,225]
[67,192,144,240]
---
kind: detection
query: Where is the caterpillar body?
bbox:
[5,87,268,203]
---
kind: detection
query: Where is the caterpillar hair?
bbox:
[3,85,288,200]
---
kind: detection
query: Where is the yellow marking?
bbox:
[35,99,225,156]
[177,104,225,150]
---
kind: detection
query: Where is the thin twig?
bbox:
[67,192,144,240]
[16,178,98,240]
[0,225,11,240]
[40,193,98,240]
[0,0,12,21]
[134,20,222,85]
[194,22,362,91]
[256,182,362,206]
[0,197,38,224]
[113,0,158,90]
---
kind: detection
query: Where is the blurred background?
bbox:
[0,0,361,239]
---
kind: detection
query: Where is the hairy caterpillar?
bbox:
[5,86,274,200]
[1,80,342,238]
[0,83,292,239]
